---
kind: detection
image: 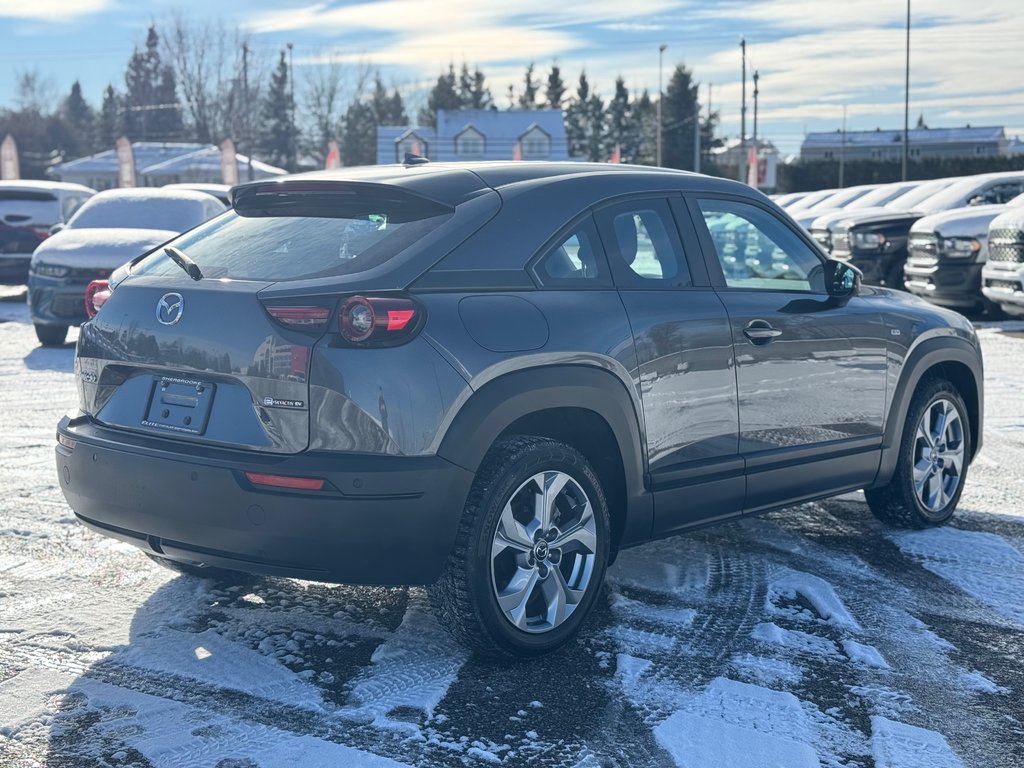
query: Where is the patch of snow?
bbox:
[870,716,966,768]
[609,592,697,628]
[341,592,467,731]
[728,654,803,687]
[842,639,890,670]
[890,527,1024,625]
[959,670,1006,694]
[751,622,840,658]
[653,678,819,768]
[766,569,861,630]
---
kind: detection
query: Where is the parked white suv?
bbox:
[982,207,1024,316]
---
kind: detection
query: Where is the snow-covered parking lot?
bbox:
[1,289,1023,768]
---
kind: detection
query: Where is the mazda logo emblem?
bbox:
[156,292,184,325]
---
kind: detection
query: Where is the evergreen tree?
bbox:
[97,85,122,148]
[606,76,634,160]
[584,86,605,162]
[61,81,94,155]
[371,75,407,126]
[545,63,566,109]
[419,65,459,127]
[123,25,182,141]
[259,50,299,170]
[518,63,538,109]
[630,89,657,165]
[662,64,700,171]
[341,99,377,166]
[564,71,590,159]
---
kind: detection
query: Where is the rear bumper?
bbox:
[56,415,475,585]
[904,261,984,309]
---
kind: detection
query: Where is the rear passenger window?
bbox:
[534,217,609,287]
[596,199,691,289]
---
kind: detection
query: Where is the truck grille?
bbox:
[987,279,1021,292]
[988,227,1024,264]
[908,233,938,267]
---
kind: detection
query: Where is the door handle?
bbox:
[743,320,782,344]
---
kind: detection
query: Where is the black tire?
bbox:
[982,298,1007,321]
[865,377,971,528]
[34,323,68,347]
[145,553,257,584]
[428,436,611,659]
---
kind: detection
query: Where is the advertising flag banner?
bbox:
[512,141,522,161]
[325,140,341,169]
[115,137,136,188]
[220,139,240,186]
[1,134,19,180]
[609,144,622,163]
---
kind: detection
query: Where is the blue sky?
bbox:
[1,0,1022,155]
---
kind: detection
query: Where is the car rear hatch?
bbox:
[75,176,490,455]
[0,189,59,257]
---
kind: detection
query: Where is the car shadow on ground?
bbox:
[42,501,1024,768]
[23,342,76,371]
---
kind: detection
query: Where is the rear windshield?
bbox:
[68,195,208,232]
[0,191,60,226]
[130,186,453,282]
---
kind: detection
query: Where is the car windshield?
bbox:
[883,180,956,211]
[0,190,60,226]
[848,184,917,209]
[130,185,454,282]
[68,194,207,232]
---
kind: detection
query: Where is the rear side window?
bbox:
[131,185,453,282]
[534,217,607,286]
[0,191,60,226]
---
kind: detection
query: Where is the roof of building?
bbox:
[802,125,1006,149]
[377,109,569,164]
[48,141,286,177]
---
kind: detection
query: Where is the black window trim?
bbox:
[592,194,699,291]
[684,192,830,294]
[526,211,615,290]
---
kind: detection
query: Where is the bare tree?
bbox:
[15,69,56,114]
[162,13,266,149]
[301,55,370,164]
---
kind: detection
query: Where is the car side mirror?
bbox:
[49,223,65,235]
[824,259,861,299]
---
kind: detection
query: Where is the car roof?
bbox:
[233,162,759,207]
[0,180,96,195]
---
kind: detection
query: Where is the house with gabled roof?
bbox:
[376,109,569,165]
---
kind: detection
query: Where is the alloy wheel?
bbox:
[913,398,965,513]
[489,470,598,633]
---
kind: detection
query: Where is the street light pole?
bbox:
[903,0,910,181]
[287,42,296,172]
[740,37,747,183]
[657,44,667,167]
[839,104,847,188]
[751,70,759,188]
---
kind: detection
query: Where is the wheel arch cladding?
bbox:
[874,337,983,488]
[435,365,649,551]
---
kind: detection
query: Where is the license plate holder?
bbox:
[142,376,215,435]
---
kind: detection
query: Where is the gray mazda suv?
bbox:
[56,162,984,657]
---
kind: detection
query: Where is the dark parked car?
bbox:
[831,172,1024,288]
[56,163,984,657]
[0,181,95,284]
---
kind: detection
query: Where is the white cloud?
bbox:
[0,0,111,21]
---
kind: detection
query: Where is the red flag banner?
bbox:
[609,144,622,164]
[325,140,341,169]
[115,137,136,188]
[220,139,239,186]
[746,145,759,188]
[512,141,522,161]
[1,134,19,180]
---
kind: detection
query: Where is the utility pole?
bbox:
[242,42,254,181]
[287,42,296,172]
[740,37,747,183]
[902,0,910,181]
[839,104,847,188]
[751,70,760,188]
[657,44,667,167]
[694,107,701,173]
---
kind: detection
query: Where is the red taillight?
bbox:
[32,227,51,241]
[266,306,332,328]
[338,296,421,345]
[245,472,325,491]
[85,280,111,319]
